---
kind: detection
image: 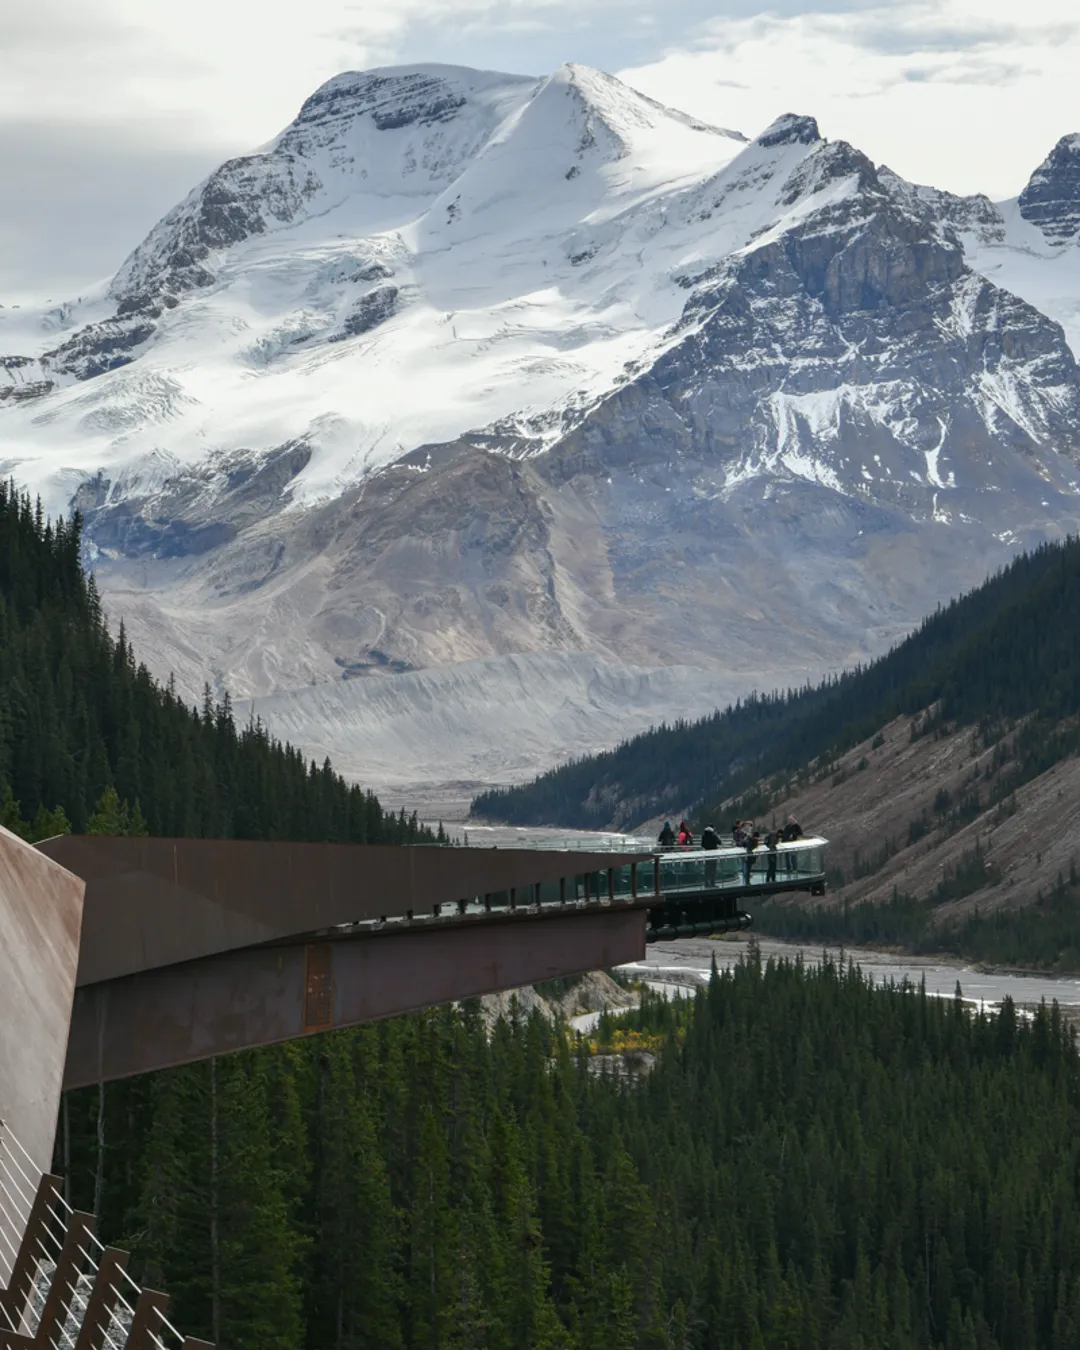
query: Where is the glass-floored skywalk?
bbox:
[340,837,828,943]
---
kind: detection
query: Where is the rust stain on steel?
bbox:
[63,909,647,1089]
[0,826,85,1182]
[36,836,651,989]
[303,945,334,1033]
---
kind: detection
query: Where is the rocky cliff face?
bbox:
[1019,134,1080,244]
[3,65,1080,791]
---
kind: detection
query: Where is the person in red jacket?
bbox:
[677,820,694,846]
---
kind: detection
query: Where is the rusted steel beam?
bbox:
[0,1174,61,1336]
[34,1210,94,1350]
[72,1247,129,1350]
[35,837,650,989]
[64,909,646,1088]
[122,1289,170,1350]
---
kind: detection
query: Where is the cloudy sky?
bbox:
[2,0,1076,301]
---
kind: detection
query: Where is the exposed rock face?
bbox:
[3,66,1080,791]
[77,441,311,562]
[1019,134,1080,244]
[340,285,399,337]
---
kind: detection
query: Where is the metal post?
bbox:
[73,1247,130,1350]
[559,876,566,906]
[34,1210,95,1350]
[654,856,661,898]
[631,862,637,901]
[0,1174,61,1335]
[607,868,614,902]
[122,1289,171,1350]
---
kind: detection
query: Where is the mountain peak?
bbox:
[756,113,821,149]
[1018,132,1080,244]
[294,64,534,134]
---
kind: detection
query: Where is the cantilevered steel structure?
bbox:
[1,824,827,1349]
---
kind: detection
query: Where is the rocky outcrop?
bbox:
[340,284,400,337]
[1019,134,1080,244]
[543,144,1080,527]
[475,970,637,1031]
[79,440,310,562]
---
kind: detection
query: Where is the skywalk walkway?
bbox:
[29,832,828,1091]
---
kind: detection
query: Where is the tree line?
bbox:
[754,867,1080,972]
[472,535,1080,829]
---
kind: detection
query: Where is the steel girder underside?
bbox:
[36,836,655,1088]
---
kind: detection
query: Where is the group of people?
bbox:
[657,820,694,847]
[732,816,803,883]
[656,815,804,886]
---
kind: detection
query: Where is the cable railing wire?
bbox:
[153,1307,188,1347]
[1,1120,202,1349]
[0,1130,42,1187]
[107,1283,137,1318]
[0,1213,21,1264]
[0,1151,36,1216]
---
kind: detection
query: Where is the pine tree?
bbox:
[311,1035,402,1350]
[213,1056,305,1350]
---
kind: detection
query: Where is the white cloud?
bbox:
[1,0,1077,299]
[0,0,591,149]
[619,0,1080,200]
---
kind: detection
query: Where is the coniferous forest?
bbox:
[9,490,1080,1349]
[64,955,1080,1350]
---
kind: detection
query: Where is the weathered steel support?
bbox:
[34,1210,94,1350]
[0,826,85,1181]
[124,1289,171,1350]
[0,1174,61,1336]
[65,909,647,1089]
[73,1247,129,1350]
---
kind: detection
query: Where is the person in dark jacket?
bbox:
[765,826,781,883]
[658,821,676,848]
[782,815,802,872]
[743,829,759,885]
[701,824,720,886]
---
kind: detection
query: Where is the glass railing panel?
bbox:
[537,879,563,908]
[612,864,636,898]
[714,855,743,885]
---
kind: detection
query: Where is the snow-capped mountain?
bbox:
[3,64,1080,796]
